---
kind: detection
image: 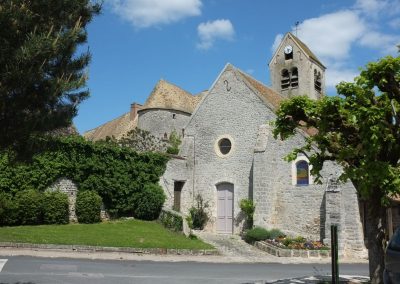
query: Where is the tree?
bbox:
[0,0,100,151]
[273,55,400,284]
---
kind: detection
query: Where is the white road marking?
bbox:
[0,259,8,272]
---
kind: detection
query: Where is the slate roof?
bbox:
[141,79,203,114]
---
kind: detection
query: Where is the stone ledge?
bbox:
[0,242,219,256]
[255,241,331,258]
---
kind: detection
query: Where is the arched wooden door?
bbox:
[216,183,234,234]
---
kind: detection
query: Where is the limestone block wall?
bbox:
[253,126,366,257]
[160,136,194,214]
[181,66,275,234]
[48,178,77,222]
[138,108,190,139]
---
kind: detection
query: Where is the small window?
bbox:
[296,160,309,185]
[218,138,232,155]
[173,181,184,212]
[163,132,168,140]
[172,113,176,119]
[314,69,322,93]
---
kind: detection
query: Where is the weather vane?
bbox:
[294,21,301,36]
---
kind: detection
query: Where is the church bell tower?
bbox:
[269,32,326,100]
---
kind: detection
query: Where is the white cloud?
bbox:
[197,19,235,50]
[271,34,283,54]
[355,0,400,17]
[325,67,359,88]
[110,0,202,28]
[360,31,400,54]
[354,0,388,17]
[296,10,365,61]
[270,2,400,89]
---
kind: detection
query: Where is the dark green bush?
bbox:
[0,136,169,218]
[14,189,42,225]
[188,194,209,230]
[133,183,165,220]
[0,192,17,226]
[159,209,183,231]
[42,191,69,224]
[243,227,270,243]
[76,191,102,223]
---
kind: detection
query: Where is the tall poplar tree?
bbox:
[0,0,100,150]
[273,55,400,284]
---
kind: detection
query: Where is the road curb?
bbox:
[0,242,219,256]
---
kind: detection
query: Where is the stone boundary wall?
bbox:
[254,241,330,258]
[0,242,218,256]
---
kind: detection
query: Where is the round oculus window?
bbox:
[218,138,232,155]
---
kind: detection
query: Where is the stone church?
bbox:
[85,33,380,257]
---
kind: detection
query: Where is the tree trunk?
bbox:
[365,200,387,284]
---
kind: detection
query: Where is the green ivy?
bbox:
[0,135,169,218]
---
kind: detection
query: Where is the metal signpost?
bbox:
[331,224,339,284]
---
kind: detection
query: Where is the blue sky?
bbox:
[74,0,400,134]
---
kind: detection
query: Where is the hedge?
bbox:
[42,191,69,224]
[0,135,169,218]
[76,191,102,223]
[133,183,165,220]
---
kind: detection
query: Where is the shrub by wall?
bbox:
[133,183,165,220]
[159,209,183,232]
[0,192,17,226]
[0,135,169,218]
[42,191,69,224]
[75,190,102,224]
[14,189,43,225]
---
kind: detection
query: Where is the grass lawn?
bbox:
[0,219,213,250]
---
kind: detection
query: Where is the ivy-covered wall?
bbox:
[0,135,169,217]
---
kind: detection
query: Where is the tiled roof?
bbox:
[237,69,283,111]
[83,112,137,141]
[142,79,202,114]
[236,67,318,137]
[289,33,325,69]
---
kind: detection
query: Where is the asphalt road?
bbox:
[0,256,369,284]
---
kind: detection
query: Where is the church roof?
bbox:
[141,79,203,114]
[83,112,137,141]
[236,69,283,111]
[289,33,325,68]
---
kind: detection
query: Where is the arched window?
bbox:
[281,69,290,90]
[291,156,313,186]
[291,67,298,88]
[296,160,309,185]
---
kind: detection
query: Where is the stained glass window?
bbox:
[296,160,309,185]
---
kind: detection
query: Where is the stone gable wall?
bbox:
[162,67,276,233]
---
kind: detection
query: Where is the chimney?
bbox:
[130,103,143,121]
